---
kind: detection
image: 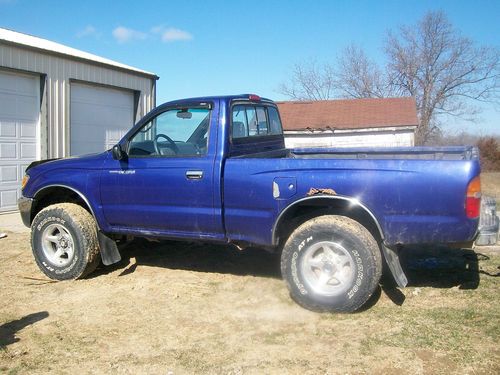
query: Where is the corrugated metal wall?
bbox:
[0,43,156,158]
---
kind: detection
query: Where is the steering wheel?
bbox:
[154,134,179,155]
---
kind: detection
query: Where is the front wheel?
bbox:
[31,203,100,280]
[281,215,382,313]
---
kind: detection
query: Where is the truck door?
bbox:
[99,101,223,239]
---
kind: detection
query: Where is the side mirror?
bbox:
[112,144,126,160]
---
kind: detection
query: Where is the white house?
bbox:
[277,97,418,149]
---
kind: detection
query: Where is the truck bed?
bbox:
[224,145,480,247]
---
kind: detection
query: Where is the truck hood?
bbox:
[26,151,109,175]
[22,151,111,199]
[26,158,61,172]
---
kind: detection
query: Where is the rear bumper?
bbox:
[17,196,33,228]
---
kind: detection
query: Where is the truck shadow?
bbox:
[94,239,495,309]
[372,245,491,308]
[94,238,282,279]
[399,245,484,290]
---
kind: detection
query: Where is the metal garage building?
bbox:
[0,28,158,212]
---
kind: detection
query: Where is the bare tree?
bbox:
[278,60,336,101]
[278,11,500,144]
[336,45,391,99]
[386,11,500,143]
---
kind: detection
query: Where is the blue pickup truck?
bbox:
[18,94,481,312]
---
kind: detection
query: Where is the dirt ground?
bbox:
[0,232,499,374]
[1,172,499,374]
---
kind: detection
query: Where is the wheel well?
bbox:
[274,197,384,246]
[31,187,93,224]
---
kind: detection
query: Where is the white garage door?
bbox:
[0,70,39,213]
[70,83,134,156]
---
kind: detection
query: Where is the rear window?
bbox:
[232,105,283,139]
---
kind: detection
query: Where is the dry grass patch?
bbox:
[0,232,499,374]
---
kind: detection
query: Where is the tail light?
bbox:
[465,176,481,219]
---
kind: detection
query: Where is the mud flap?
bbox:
[98,232,121,265]
[381,245,408,288]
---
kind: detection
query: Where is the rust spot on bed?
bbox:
[306,188,337,196]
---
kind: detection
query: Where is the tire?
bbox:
[281,215,382,313]
[31,203,100,280]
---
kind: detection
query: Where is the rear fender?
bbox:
[272,195,385,246]
[273,195,408,287]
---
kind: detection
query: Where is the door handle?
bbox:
[186,170,203,180]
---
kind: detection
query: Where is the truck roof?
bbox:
[159,94,274,107]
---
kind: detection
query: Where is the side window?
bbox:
[128,108,210,157]
[267,107,282,135]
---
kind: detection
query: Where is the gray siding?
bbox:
[0,43,156,158]
[284,127,416,148]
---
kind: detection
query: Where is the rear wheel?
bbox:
[31,203,100,280]
[281,215,382,312]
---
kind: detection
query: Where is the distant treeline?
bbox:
[427,133,500,171]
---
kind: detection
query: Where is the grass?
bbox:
[1,220,499,374]
[321,251,500,372]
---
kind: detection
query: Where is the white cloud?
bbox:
[112,26,147,44]
[112,25,192,44]
[76,25,100,38]
[150,25,164,34]
[161,28,193,42]
[151,25,193,42]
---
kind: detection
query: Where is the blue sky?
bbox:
[1,0,499,135]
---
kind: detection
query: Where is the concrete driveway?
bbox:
[0,212,28,234]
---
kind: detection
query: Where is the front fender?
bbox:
[24,171,106,231]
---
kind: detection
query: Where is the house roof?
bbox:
[0,27,157,78]
[276,97,418,131]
